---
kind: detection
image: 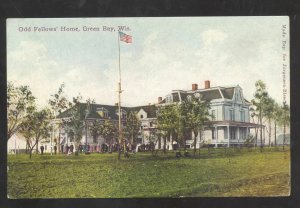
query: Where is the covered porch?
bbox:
[204,121,264,147]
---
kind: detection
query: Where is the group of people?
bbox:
[38,142,157,155]
[60,144,74,154]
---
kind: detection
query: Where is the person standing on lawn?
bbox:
[40,145,44,155]
[70,145,74,153]
[54,145,57,154]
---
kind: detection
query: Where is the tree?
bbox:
[157,104,179,154]
[180,96,210,156]
[48,83,71,153]
[124,111,141,148]
[262,96,275,146]
[145,128,159,156]
[19,108,53,159]
[7,82,36,140]
[63,95,86,154]
[99,119,117,145]
[272,102,282,146]
[89,120,103,144]
[279,103,290,150]
[251,80,269,151]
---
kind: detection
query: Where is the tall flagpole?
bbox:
[118,32,122,160]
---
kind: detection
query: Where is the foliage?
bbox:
[98,119,117,144]
[89,120,103,143]
[18,108,53,158]
[244,135,255,150]
[7,82,36,140]
[124,111,141,145]
[179,96,211,155]
[157,104,179,153]
[62,95,86,152]
[48,83,71,116]
[262,96,275,146]
[251,80,269,150]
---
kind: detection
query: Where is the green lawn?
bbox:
[7,147,290,198]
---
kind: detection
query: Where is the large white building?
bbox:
[53,80,262,151]
[157,81,262,148]
[8,81,264,154]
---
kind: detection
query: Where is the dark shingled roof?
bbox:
[57,103,129,120]
[57,103,157,120]
[221,87,234,99]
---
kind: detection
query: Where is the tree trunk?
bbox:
[25,142,28,154]
[163,135,167,154]
[193,131,197,156]
[282,121,286,150]
[36,139,39,154]
[199,131,202,156]
[183,131,186,151]
[259,108,263,152]
[158,135,161,149]
[58,127,61,154]
[118,143,121,160]
[274,122,277,146]
[252,117,258,149]
[268,118,271,147]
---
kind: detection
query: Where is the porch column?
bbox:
[214,126,218,148]
[227,125,230,147]
[237,127,240,147]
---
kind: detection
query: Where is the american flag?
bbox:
[119,32,132,43]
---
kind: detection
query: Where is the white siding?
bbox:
[137,109,147,119]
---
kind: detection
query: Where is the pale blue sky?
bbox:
[7,17,289,107]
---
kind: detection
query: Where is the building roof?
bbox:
[220,87,235,99]
[57,103,157,120]
[129,104,157,118]
[199,89,222,101]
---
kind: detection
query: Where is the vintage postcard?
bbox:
[7,17,290,198]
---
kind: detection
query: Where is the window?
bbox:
[230,127,236,140]
[104,112,108,118]
[212,128,215,140]
[212,110,216,120]
[240,129,246,140]
[240,110,245,122]
[229,109,234,121]
[140,114,143,119]
[166,95,172,103]
[97,107,109,118]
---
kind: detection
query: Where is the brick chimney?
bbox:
[192,83,198,91]
[205,80,210,89]
[158,97,162,103]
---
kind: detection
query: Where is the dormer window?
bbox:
[115,109,127,119]
[122,111,127,120]
[166,95,172,103]
[97,107,109,118]
[140,114,144,119]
